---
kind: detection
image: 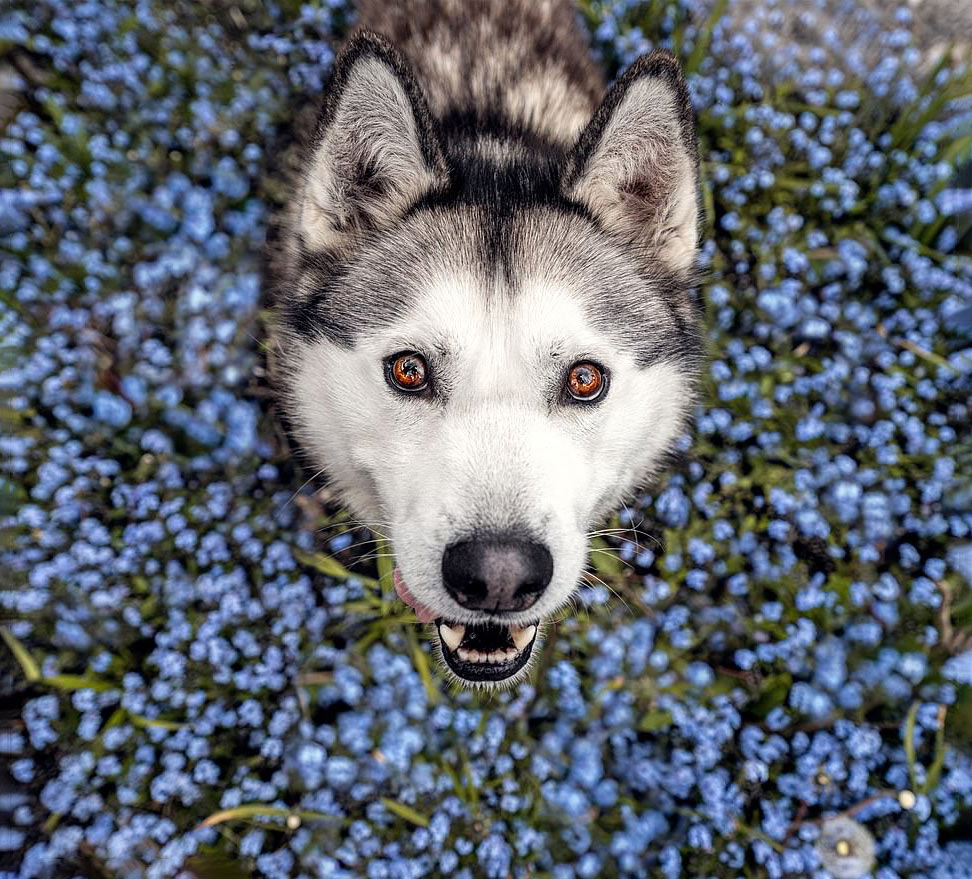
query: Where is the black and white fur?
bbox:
[267,0,703,686]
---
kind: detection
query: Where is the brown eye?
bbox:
[566,361,606,402]
[387,352,429,393]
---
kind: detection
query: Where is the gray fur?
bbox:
[356,0,604,144]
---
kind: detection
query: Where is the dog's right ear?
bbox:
[297,32,447,255]
[563,51,700,276]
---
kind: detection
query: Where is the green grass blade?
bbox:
[379,798,429,827]
[375,538,396,592]
[406,625,439,704]
[43,674,116,692]
[294,548,378,588]
[129,714,183,731]
[0,626,40,682]
[923,706,949,795]
[904,701,920,791]
[197,804,335,830]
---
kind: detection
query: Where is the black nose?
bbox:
[442,536,553,613]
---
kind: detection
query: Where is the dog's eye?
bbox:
[386,352,429,393]
[565,361,606,402]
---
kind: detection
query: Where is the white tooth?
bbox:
[459,648,487,663]
[511,625,536,651]
[439,624,465,651]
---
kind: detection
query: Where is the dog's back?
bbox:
[356,0,604,146]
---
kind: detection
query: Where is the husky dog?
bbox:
[267,0,703,686]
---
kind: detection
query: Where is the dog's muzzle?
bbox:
[393,550,544,684]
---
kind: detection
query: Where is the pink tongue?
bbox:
[393,568,438,623]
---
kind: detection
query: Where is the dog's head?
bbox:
[271,33,702,686]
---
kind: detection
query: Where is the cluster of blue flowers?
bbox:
[1,0,972,876]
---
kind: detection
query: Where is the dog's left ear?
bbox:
[564,51,700,275]
[297,31,448,256]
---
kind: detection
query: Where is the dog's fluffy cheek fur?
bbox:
[287,339,396,523]
[587,359,695,519]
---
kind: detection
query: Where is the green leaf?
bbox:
[0,626,40,682]
[129,713,183,731]
[44,674,115,693]
[638,710,673,733]
[294,548,377,588]
[750,673,792,718]
[904,701,919,791]
[197,804,335,829]
[376,538,396,591]
[406,626,439,705]
[890,81,953,153]
[379,798,429,827]
[923,706,948,795]
[939,130,972,167]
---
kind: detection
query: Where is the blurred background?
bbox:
[1,1,971,878]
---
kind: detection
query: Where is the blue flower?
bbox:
[942,652,972,685]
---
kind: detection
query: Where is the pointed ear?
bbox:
[297,32,448,255]
[564,51,700,275]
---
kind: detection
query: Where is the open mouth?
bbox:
[436,620,538,683]
[393,568,539,684]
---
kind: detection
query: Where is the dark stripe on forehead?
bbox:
[411,133,592,272]
[420,117,593,239]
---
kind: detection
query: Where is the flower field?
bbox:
[1,0,972,877]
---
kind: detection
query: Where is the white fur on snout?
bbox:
[285,266,693,631]
[390,400,589,626]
